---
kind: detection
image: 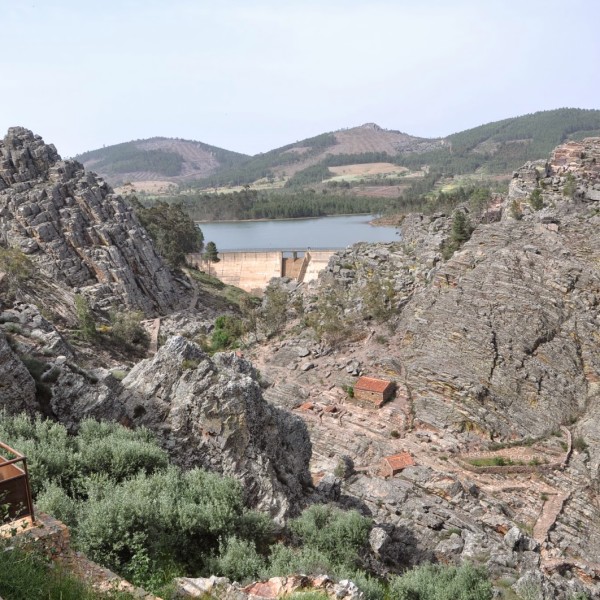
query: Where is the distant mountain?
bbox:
[192,124,444,189]
[76,137,249,187]
[77,108,600,193]
[191,108,600,190]
[395,107,600,175]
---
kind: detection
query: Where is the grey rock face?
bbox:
[104,336,312,521]
[0,127,180,315]
[0,330,36,414]
[396,140,600,444]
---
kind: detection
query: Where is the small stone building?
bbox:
[353,376,395,408]
[380,452,415,477]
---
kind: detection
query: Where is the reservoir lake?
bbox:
[197,214,399,251]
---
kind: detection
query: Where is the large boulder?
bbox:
[0,127,181,315]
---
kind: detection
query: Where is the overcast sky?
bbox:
[1,0,598,157]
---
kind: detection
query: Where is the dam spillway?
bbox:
[186,249,336,293]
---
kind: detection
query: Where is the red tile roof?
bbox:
[383,452,415,471]
[355,376,393,393]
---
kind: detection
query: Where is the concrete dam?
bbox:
[187,249,335,293]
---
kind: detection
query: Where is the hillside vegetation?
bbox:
[396,107,600,175]
[78,109,600,221]
[76,137,248,185]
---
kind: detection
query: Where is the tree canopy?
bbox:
[131,199,203,267]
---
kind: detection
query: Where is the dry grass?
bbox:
[329,162,408,177]
[114,181,177,195]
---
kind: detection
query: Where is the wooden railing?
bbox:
[0,441,35,524]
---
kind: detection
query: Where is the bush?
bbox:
[563,173,577,198]
[0,246,34,300]
[210,315,244,351]
[289,505,371,569]
[74,294,96,341]
[109,311,149,350]
[529,188,543,210]
[573,436,588,452]
[212,536,265,582]
[510,199,523,220]
[388,563,493,600]
[260,284,289,336]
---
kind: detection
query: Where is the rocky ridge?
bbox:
[247,138,600,598]
[0,127,181,317]
[4,131,600,598]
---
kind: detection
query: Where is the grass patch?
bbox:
[0,542,136,599]
[467,456,514,467]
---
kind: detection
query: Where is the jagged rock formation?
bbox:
[118,337,312,520]
[399,139,600,453]
[247,138,600,599]
[43,336,312,521]
[0,127,180,316]
[0,329,36,413]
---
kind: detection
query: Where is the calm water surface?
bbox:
[197,214,398,251]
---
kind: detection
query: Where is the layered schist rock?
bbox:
[118,337,312,521]
[396,139,600,449]
[0,127,180,315]
[46,336,312,521]
[0,330,36,413]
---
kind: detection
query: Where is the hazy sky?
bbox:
[1,0,598,157]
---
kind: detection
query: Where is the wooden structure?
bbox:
[353,376,395,408]
[0,441,35,523]
[381,452,415,477]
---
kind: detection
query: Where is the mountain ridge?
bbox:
[76,108,600,192]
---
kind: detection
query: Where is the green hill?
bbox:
[76,137,248,186]
[396,107,600,175]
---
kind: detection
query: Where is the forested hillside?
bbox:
[76,137,248,185]
[395,107,600,174]
[78,109,600,220]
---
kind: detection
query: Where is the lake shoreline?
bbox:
[195,212,385,225]
[197,214,399,251]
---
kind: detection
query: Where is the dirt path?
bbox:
[533,491,570,543]
[182,267,199,310]
[141,318,161,356]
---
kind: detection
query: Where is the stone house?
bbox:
[353,376,395,408]
[380,452,415,477]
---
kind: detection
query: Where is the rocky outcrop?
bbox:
[0,127,180,316]
[395,139,600,446]
[247,138,600,598]
[174,574,363,600]
[46,336,312,521]
[0,329,36,414]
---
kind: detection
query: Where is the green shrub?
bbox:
[289,504,371,569]
[468,456,513,467]
[510,199,523,220]
[260,285,289,336]
[265,543,334,578]
[212,536,265,582]
[563,173,577,198]
[388,563,493,600]
[210,315,244,351]
[529,188,543,210]
[109,311,149,350]
[0,246,34,300]
[74,294,96,341]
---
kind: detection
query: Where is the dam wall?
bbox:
[303,251,335,283]
[187,249,336,293]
